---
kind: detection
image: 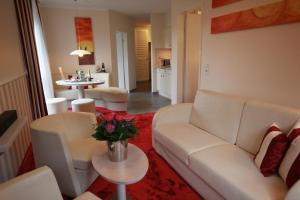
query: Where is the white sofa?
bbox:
[152,90,300,200]
[0,166,101,200]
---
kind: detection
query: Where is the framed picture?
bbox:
[212,0,242,8]
[212,0,300,34]
[74,17,95,65]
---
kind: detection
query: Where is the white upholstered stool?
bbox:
[46,98,67,115]
[71,98,96,113]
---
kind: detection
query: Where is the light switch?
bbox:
[204,64,210,75]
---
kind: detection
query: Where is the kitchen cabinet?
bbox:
[157,68,171,99]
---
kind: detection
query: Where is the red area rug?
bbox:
[18,107,202,200]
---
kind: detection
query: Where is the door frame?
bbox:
[116,31,130,90]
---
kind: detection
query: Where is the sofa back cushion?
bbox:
[190,90,245,144]
[236,101,300,155]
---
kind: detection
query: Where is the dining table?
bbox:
[56,79,104,99]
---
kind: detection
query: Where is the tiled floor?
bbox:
[127,81,171,114]
[128,92,171,114]
[133,81,151,92]
[67,81,171,114]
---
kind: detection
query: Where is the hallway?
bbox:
[127,81,171,114]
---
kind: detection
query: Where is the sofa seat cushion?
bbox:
[69,138,106,170]
[85,87,128,102]
[189,144,287,200]
[154,123,228,164]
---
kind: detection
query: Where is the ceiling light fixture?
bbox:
[70,49,91,57]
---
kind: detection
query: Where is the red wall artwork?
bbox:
[75,17,95,65]
[211,0,300,34]
[212,0,242,8]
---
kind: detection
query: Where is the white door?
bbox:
[116,32,130,90]
[135,28,150,81]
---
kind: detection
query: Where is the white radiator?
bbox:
[0,73,32,182]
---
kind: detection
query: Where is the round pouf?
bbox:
[71,98,96,113]
[46,98,68,115]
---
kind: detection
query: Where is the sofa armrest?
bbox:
[285,180,300,200]
[153,103,193,128]
[0,166,63,200]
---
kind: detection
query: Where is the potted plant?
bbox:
[93,113,138,162]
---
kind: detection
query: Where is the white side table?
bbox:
[92,144,148,200]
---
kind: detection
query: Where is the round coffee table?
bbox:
[92,144,148,200]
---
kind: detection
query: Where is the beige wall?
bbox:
[150,14,165,49]
[0,1,32,165]
[40,7,112,76]
[109,10,136,90]
[0,0,25,85]
[201,0,300,108]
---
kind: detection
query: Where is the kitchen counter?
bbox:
[157,66,171,70]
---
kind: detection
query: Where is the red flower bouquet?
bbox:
[92,113,138,142]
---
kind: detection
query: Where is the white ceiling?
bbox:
[39,0,171,19]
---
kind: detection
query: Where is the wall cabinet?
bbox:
[157,68,171,99]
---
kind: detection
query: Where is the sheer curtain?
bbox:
[32,0,54,99]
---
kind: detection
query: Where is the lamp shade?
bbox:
[70,49,91,57]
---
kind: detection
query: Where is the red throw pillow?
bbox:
[279,136,300,188]
[287,119,300,143]
[254,123,288,177]
[279,119,300,188]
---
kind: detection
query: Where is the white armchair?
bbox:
[0,166,101,200]
[30,112,106,197]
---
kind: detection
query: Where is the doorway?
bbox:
[116,31,130,90]
[134,26,151,92]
